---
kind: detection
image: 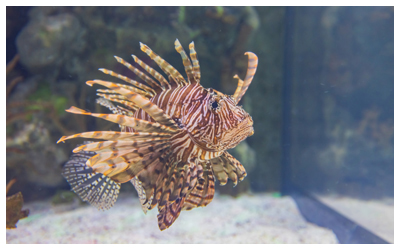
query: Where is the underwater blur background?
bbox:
[6,6,393,243]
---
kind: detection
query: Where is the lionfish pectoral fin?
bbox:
[210,151,247,187]
[232,52,258,104]
[62,142,121,210]
[82,137,172,182]
[57,105,176,137]
[222,151,247,183]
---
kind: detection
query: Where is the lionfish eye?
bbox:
[211,100,219,109]
[209,95,221,112]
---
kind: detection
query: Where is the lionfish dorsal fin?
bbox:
[113,56,163,91]
[174,39,196,84]
[86,80,179,130]
[132,54,171,89]
[232,52,258,104]
[140,42,187,87]
[98,67,156,97]
[188,41,201,83]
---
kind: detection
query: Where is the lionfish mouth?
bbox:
[225,115,254,149]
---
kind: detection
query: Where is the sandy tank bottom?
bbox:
[6,193,338,243]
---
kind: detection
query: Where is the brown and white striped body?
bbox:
[59,39,258,230]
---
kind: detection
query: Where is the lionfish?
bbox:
[58,39,257,230]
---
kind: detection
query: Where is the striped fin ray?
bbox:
[174,39,195,84]
[72,135,170,153]
[185,162,201,197]
[148,160,175,210]
[156,161,203,231]
[222,151,247,183]
[62,142,121,210]
[87,155,139,182]
[183,163,215,211]
[188,42,201,82]
[232,74,244,101]
[113,56,162,91]
[132,55,171,89]
[209,157,228,185]
[157,196,186,231]
[89,141,171,184]
[61,106,176,135]
[158,163,187,209]
[156,163,187,231]
[98,68,155,97]
[87,80,179,129]
[210,151,247,186]
[84,143,170,172]
[93,80,150,98]
[96,97,136,132]
[140,42,187,86]
[111,148,171,185]
[58,131,169,144]
[96,93,139,112]
[232,52,258,104]
[137,152,175,210]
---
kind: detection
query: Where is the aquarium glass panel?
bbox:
[287,6,394,243]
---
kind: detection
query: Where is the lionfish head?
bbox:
[195,52,258,152]
[208,88,254,150]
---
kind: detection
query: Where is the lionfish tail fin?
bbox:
[232,52,258,104]
[62,143,121,210]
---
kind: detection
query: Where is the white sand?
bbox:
[317,195,394,243]
[6,193,338,243]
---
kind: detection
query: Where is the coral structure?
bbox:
[6,179,29,229]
